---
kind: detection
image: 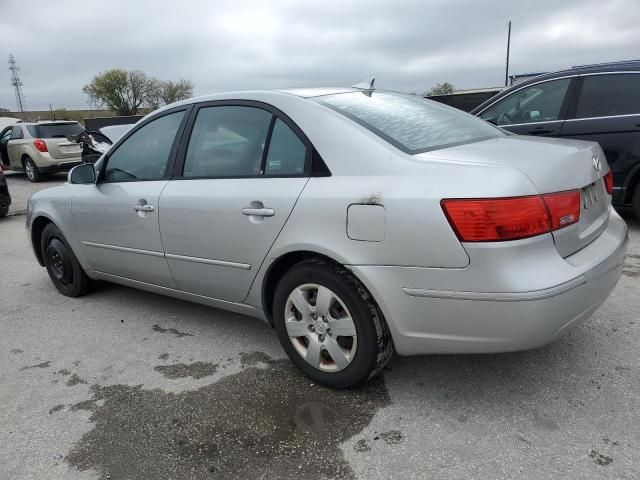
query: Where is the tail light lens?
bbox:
[33,139,48,153]
[542,191,580,230]
[442,191,581,242]
[603,171,613,195]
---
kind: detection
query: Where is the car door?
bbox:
[0,127,11,166]
[559,72,640,206]
[159,102,310,302]
[6,125,25,168]
[477,77,575,136]
[72,108,189,287]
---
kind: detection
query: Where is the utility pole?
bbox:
[504,21,512,87]
[8,54,26,113]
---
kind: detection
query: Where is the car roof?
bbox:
[471,59,640,114]
[519,59,640,84]
[145,87,377,121]
[277,87,361,98]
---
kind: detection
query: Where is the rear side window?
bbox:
[265,118,307,175]
[316,92,501,154]
[575,74,640,118]
[183,106,272,178]
[34,122,84,138]
[104,111,184,182]
[10,126,23,140]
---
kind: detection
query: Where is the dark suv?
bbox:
[472,60,640,219]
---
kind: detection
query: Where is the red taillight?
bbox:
[542,191,581,230]
[33,139,48,153]
[441,196,550,242]
[442,191,581,242]
[603,171,613,195]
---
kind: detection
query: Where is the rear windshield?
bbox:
[34,122,83,138]
[315,91,502,154]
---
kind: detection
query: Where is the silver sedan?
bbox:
[26,84,628,387]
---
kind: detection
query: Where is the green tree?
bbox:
[83,69,152,115]
[424,82,455,96]
[84,69,194,114]
[160,79,194,105]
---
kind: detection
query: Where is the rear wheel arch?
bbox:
[262,251,343,325]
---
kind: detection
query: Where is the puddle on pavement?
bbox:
[66,357,390,480]
[154,361,219,379]
[152,324,194,338]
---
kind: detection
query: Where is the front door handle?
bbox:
[134,204,154,212]
[528,128,553,135]
[242,207,275,217]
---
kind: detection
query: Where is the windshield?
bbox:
[315,91,502,154]
[35,122,84,138]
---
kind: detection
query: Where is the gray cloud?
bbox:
[1,0,638,110]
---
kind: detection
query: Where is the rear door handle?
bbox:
[134,204,154,212]
[242,207,275,217]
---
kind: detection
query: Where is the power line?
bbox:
[9,54,26,112]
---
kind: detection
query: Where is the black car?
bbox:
[472,60,640,219]
[0,164,11,217]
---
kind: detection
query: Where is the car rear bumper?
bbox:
[349,208,628,356]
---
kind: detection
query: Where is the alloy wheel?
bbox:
[25,161,35,180]
[284,283,357,372]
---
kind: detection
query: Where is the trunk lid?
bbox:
[36,122,83,160]
[418,135,611,257]
[45,138,82,160]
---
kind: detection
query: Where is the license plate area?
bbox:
[60,145,80,154]
[582,183,599,211]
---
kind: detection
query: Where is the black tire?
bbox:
[41,223,91,297]
[0,205,8,218]
[632,181,640,221]
[23,157,42,183]
[273,259,394,388]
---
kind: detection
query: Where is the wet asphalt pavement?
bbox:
[1,191,639,479]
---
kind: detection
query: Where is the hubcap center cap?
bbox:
[314,320,325,333]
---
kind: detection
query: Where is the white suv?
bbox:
[0,121,84,182]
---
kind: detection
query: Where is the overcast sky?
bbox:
[1,0,638,111]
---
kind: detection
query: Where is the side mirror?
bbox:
[68,163,96,184]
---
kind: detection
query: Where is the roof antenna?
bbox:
[352,77,375,90]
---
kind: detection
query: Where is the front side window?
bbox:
[1,128,11,143]
[265,119,307,175]
[104,111,185,182]
[10,126,23,140]
[480,78,571,126]
[575,73,640,118]
[183,106,272,178]
[316,92,501,154]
